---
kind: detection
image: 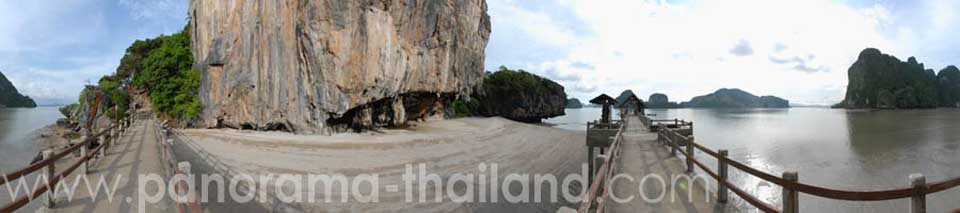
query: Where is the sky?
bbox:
[0,0,187,105]
[1,0,958,106]
[485,0,960,105]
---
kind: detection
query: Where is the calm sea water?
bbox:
[546,107,960,212]
[0,107,64,211]
[0,107,64,174]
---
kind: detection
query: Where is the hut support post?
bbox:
[587,147,594,185]
[685,141,694,173]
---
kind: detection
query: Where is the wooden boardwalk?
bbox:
[604,115,737,213]
[46,118,172,213]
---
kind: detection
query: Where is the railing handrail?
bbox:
[654,115,960,212]
[0,122,124,212]
[0,125,117,187]
[578,120,627,212]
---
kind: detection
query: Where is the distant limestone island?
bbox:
[836,48,960,109]
[566,98,584,108]
[0,71,37,108]
[567,89,790,109]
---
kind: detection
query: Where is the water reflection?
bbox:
[0,107,63,171]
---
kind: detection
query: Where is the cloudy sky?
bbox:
[1,0,958,105]
[486,0,960,105]
[0,0,187,105]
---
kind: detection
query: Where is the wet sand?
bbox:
[172,117,590,212]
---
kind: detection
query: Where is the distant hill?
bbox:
[0,71,37,108]
[685,88,789,108]
[838,48,960,109]
[566,98,584,108]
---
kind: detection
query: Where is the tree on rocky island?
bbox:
[470,66,567,123]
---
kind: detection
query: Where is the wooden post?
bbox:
[718,150,729,203]
[910,173,926,213]
[177,161,193,202]
[685,140,694,173]
[165,139,174,163]
[80,144,89,174]
[782,172,799,213]
[43,150,55,207]
[588,147,594,185]
[669,133,677,156]
[595,155,607,175]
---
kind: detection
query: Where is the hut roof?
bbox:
[619,94,646,108]
[589,94,618,105]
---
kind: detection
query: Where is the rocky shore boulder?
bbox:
[189,0,491,133]
[0,71,37,108]
[686,88,789,108]
[475,67,566,123]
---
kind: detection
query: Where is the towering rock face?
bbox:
[839,48,951,109]
[938,66,960,107]
[189,0,491,133]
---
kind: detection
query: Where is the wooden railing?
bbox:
[156,121,202,213]
[578,120,626,213]
[655,116,960,213]
[0,117,131,212]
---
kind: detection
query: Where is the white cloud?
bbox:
[486,0,911,105]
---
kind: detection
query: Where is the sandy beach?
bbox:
[171,117,589,212]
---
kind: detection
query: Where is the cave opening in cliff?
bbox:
[323,92,458,132]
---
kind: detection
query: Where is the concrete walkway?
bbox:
[605,116,738,213]
[45,119,172,213]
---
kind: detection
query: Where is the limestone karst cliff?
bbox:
[189,0,491,133]
[0,71,36,108]
[838,48,960,109]
[474,67,566,123]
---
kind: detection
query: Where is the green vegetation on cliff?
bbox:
[0,71,36,108]
[129,25,202,120]
[68,24,201,123]
[462,66,566,122]
[839,48,960,109]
